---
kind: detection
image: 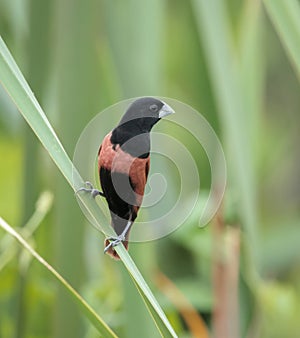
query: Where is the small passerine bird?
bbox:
[78,97,174,259]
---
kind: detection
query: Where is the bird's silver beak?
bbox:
[159,103,175,118]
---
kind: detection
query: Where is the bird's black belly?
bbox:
[100,167,137,235]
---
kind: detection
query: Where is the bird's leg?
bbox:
[104,221,132,253]
[75,181,105,198]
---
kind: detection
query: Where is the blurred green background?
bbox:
[0,0,300,337]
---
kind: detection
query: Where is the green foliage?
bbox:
[0,35,177,338]
[264,0,300,80]
[0,217,118,338]
[0,0,300,337]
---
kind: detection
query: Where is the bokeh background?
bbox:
[0,0,300,337]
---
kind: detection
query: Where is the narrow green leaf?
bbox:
[238,0,264,154]
[0,35,112,237]
[264,0,300,81]
[0,35,177,338]
[0,191,53,271]
[191,1,258,260]
[115,244,177,337]
[0,217,118,338]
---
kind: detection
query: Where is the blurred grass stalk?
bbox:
[0,191,53,271]
[212,213,240,338]
[155,271,210,338]
[263,0,300,81]
[237,1,264,335]
[52,0,103,337]
[192,0,263,337]
[191,0,259,259]
[15,1,52,337]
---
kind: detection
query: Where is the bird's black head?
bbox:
[118,97,174,132]
[111,97,174,157]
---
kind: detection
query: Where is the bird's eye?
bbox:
[149,104,158,112]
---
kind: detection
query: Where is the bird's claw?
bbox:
[103,221,131,255]
[104,235,125,253]
[75,181,105,198]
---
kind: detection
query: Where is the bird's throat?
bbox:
[111,126,150,159]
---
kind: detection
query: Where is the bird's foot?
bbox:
[104,221,131,254]
[104,234,126,253]
[75,181,105,198]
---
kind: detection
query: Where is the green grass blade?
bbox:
[0,35,177,338]
[0,217,118,338]
[0,36,73,187]
[264,0,300,81]
[0,191,53,271]
[0,35,112,236]
[52,1,103,336]
[238,0,264,155]
[191,1,258,258]
[115,244,177,337]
